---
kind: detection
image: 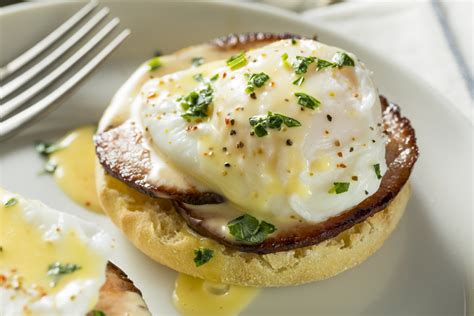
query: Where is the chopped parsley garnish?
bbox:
[227,214,276,243]
[194,247,214,267]
[291,38,298,45]
[91,311,106,316]
[316,59,335,71]
[226,52,247,70]
[292,56,316,74]
[35,141,64,156]
[333,51,355,67]
[294,92,320,109]
[328,182,350,194]
[245,72,270,94]
[41,161,57,175]
[315,52,355,71]
[4,197,17,207]
[148,57,162,71]
[194,73,219,83]
[179,85,214,122]
[35,140,62,175]
[191,57,204,67]
[292,76,305,86]
[47,262,81,287]
[193,73,204,82]
[373,163,382,179]
[249,112,301,137]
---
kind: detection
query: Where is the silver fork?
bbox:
[0,1,130,141]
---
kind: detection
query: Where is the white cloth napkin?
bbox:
[302,0,473,121]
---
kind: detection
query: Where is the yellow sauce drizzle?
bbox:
[311,155,333,173]
[0,190,102,297]
[173,274,259,316]
[48,126,102,212]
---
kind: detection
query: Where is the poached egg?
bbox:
[132,39,386,223]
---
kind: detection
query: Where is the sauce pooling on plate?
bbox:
[39,126,102,213]
[173,273,259,316]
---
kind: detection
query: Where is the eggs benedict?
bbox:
[94,33,418,286]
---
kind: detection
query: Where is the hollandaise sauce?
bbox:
[173,273,259,316]
[45,126,102,212]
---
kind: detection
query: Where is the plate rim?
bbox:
[1,0,471,130]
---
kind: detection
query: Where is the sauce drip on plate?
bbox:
[47,126,102,213]
[173,273,259,316]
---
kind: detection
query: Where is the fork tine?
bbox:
[0,1,98,80]
[1,18,120,118]
[0,29,130,142]
[1,7,110,99]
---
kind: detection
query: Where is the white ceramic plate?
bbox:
[1,1,472,315]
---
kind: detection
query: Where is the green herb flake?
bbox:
[193,73,204,82]
[194,73,219,83]
[41,161,57,175]
[249,117,268,137]
[281,53,291,68]
[292,76,305,86]
[245,72,270,94]
[333,52,355,68]
[291,38,298,45]
[148,57,162,71]
[35,141,64,156]
[191,57,204,67]
[292,56,316,75]
[47,262,81,287]
[180,85,214,122]
[91,311,106,316]
[227,214,276,243]
[328,182,350,194]
[249,112,301,137]
[4,197,18,207]
[226,52,247,70]
[194,247,214,267]
[316,58,335,71]
[294,92,320,109]
[373,163,382,179]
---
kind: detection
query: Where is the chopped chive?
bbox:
[226,52,247,70]
[4,197,17,207]
[373,163,382,179]
[148,57,162,71]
